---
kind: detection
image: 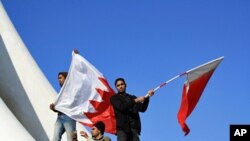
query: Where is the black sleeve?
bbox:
[140,97,149,112]
[127,95,149,113]
[131,97,150,113]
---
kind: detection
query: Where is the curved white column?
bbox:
[0,98,35,141]
[0,2,57,141]
[0,2,88,141]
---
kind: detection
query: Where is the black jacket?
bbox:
[110,92,149,134]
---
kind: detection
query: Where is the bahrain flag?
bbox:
[177,57,224,136]
[54,51,116,134]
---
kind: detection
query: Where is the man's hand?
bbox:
[144,89,155,98]
[73,49,79,54]
[135,96,146,103]
[49,103,57,112]
[80,131,89,139]
[147,89,155,97]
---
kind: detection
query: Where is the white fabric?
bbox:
[186,57,224,82]
[54,52,109,124]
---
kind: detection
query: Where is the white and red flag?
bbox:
[177,57,224,135]
[54,52,116,134]
[149,57,224,136]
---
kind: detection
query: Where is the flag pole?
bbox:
[145,56,224,98]
[145,72,186,98]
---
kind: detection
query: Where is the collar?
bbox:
[93,135,104,140]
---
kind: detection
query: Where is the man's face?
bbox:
[115,80,126,93]
[91,126,101,138]
[58,74,66,86]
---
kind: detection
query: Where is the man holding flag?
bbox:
[53,50,116,137]
[110,78,154,141]
[49,49,80,141]
[51,48,223,138]
[50,71,77,141]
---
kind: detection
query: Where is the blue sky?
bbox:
[2,0,250,140]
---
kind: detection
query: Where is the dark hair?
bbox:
[58,72,68,79]
[114,77,126,85]
[94,121,105,135]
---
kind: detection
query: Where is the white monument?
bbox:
[0,2,88,141]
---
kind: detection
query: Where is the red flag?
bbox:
[177,57,224,136]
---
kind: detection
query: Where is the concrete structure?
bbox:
[0,2,88,141]
[0,98,35,141]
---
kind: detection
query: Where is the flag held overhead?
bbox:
[54,51,116,134]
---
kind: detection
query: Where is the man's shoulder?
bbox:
[111,93,136,99]
[110,94,120,103]
[111,93,119,99]
[126,93,136,98]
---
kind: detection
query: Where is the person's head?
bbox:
[58,72,68,87]
[71,131,78,141]
[115,78,126,93]
[91,121,105,138]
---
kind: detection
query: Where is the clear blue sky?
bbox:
[2,0,250,140]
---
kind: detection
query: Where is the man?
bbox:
[50,72,76,141]
[80,121,111,141]
[50,49,79,141]
[110,78,154,141]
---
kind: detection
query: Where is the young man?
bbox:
[110,78,154,141]
[80,121,111,141]
[50,72,76,141]
[50,49,79,141]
